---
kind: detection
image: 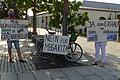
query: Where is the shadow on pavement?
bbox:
[31,54,90,70]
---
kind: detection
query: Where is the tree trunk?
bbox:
[118,25,120,41]
[32,0,37,34]
[25,9,28,19]
[62,0,69,35]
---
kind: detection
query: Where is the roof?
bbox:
[80,6,120,12]
[83,1,120,10]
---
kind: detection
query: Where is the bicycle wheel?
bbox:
[65,42,83,62]
[36,40,52,59]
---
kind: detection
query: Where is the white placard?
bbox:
[0,19,28,40]
[87,20,119,42]
[43,34,69,55]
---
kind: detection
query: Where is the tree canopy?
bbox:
[43,0,89,34]
[0,0,89,34]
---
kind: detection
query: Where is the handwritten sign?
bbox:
[43,34,69,55]
[87,20,119,42]
[0,19,28,40]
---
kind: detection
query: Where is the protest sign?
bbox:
[43,34,69,55]
[87,20,119,42]
[0,19,28,40]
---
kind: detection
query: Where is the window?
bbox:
[117,14,120,19]
[99,17,106,20]
[79,29,82,34]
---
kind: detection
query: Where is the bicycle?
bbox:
[36,31,83,62]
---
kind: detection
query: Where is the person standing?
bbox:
[92,17,107,67]
[7,9,26,63]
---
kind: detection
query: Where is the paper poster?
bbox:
[43,34,69,55]
[0,19,28,40]
[87,20,119,42]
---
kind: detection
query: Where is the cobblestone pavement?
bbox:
[76,36,120,71]
[0,28,120,80]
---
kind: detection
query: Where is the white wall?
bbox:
[76,9,118,33]
[36,13,51,28]
[29,9,120,34]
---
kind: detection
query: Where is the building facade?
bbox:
[29,1,120,34]
[77,7,120,34]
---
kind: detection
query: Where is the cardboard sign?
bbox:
[0,19,28,40]
[87,20,119,42]
[43,34,69,55]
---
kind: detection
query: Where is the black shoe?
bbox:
[100,63,104,67]
[9,59,14,63]
[92,62,98,65]
[19,59,26,63]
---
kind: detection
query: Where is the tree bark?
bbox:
[25,9,28,19]
[32,0,37,34]
[62,0,69,35]
[117,21,120,41]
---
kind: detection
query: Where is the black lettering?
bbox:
[53,44,57,51]
[45,35,60,43]
[11,34,19,39]
[43,43,69,53]
[11,20,18,24]
[64,39,68,43]
[113,21,118,27]
[3,24,26,28]
[0,24,4,28]
[55,35,59,42]
[88,21,95,28]
[57,44,61,51]
[48,44,52,51]
[44,43,51,51]
[103,30,118,34]
[89,31,96,34]
[62,45,65,52]
[104,21,118,27]
[60,38,69,43]
[97,23,104,27]
[1,34,11,40]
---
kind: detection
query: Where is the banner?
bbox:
[87,20,119,42]
[0,19,28,40]
[43,34,69,55]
